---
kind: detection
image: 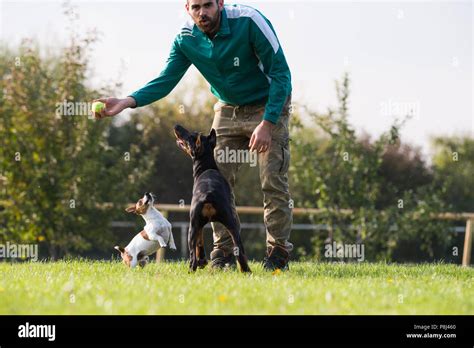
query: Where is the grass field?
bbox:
[0,260,473,315]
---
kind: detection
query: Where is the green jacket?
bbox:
[129,4,292,124]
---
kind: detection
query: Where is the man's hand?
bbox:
[249,120,274,153]
[93,97,136,119]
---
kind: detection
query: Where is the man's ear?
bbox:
[114,246,125,253]
[218,0,224,11]
[125,205,136,213]
[208,128,216,148]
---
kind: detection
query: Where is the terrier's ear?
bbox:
[208,128,216,148]
[125,205,136,213]
[114,246,125,253]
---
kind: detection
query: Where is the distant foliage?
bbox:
[0,8,152,258]
[431,136,474,213]
[290,73,452,262]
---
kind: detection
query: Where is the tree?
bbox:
[0,7,151,259]
[431,136,474,212]
[290,73,451,262]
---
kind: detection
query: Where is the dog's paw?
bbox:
[239,263,252,273]
[197,258,208,269]
[138,255,150,268]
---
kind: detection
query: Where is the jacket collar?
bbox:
[217,8,231,36]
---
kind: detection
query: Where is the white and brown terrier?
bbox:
[115,192,176,268]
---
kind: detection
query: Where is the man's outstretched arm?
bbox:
[95,39,191,118]
[128,39,192,107]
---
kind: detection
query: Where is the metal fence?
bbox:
[112,204,474,265]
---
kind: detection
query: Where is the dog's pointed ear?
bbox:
[195,133,202,149]
[208,129,216,148]
[125,205,136,213]
[114,246,125,253]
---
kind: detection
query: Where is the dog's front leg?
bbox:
[196,230,208,269]
[188,225,198,272]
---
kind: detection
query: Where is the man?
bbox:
[96,0,293,271]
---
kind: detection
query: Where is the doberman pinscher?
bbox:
[174,125,251,273]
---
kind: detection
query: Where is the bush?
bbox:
[290,73,451,262]
[0,8,152,259]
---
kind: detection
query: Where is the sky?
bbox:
[1,0,472,159]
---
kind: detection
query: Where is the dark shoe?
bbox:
[263,245,290,271]
[210,249,236,270]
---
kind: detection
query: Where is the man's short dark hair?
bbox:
[187,0,219,4]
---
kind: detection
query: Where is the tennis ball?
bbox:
[91,101,105,115]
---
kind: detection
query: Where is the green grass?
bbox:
[0,260,473,314]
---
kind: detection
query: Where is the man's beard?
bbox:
[197,11,220,34]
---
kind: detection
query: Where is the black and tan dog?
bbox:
[174,125,251,273]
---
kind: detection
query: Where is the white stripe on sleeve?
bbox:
[225,5,280,53]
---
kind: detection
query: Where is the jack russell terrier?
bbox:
[115,192,176,268]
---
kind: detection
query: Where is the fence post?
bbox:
[181,224,188,259]
[156,209,168,263]
[462,219,473,267]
